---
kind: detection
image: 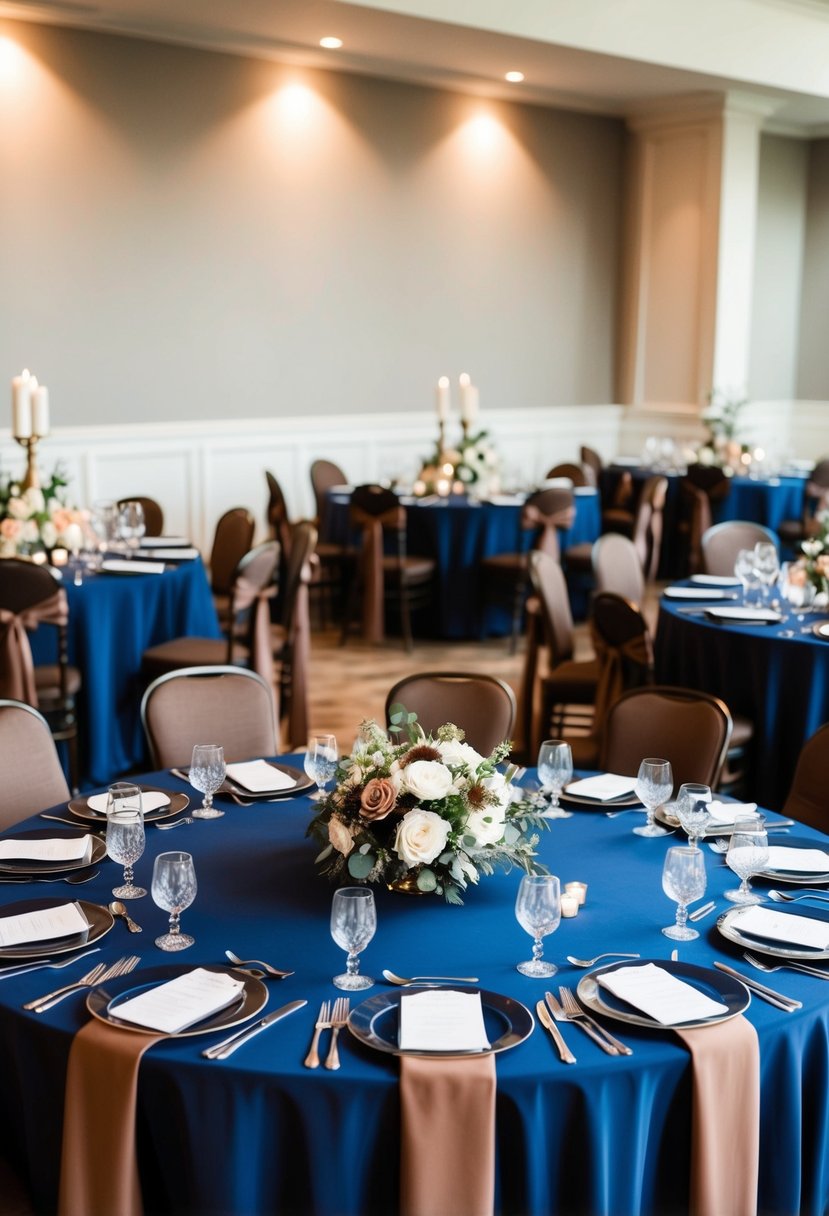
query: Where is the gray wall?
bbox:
[0,20,624,426]
[797,138,829,399]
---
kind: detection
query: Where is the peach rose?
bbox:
[0,518,22,540]
[359,778,397,822]
[328,815,355,856]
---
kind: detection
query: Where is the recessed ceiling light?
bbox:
[505,71,524,83]
[320,36,343,49]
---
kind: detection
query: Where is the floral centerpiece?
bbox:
[787,508,829,604]
[415,430,500,500]
[307,709,547,904]
[696,388,748,469]
[0,467,86,558]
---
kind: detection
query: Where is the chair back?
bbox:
[117,496,164,537]
[141,667,278,770]
[701,521,778,577]
[275,521,316,749]
[600,685,732,788]
[580,446,602,488]
[528,550,575,665]
[265,472,292,554]
[385,673,516,756]
[210,508,255,595]
[520,487,576,560]
[592,534,644,605]
[0,558,69,707]
[783,722,829,833]
[681,465,732,574]
[311,459,348,529]
[590,592,652,728]
[227,541,280,677]
[802,459,829,533]
[631,474,668,581]
[0,699,70,826]
[544,462,588,487]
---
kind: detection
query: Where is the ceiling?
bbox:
[2,0,829,134]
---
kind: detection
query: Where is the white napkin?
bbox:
[399,989,490,1052]
[565,773,637,801]
[0,837,92,864]
[139,536,191,548]
[765,846,829,874]
[101,559,165,575]
[664,587,732,600]
[735,905,829,951]
[690,574,741,586]
[706,801,759,825]
[109,968,245,1034]
[704,606,782,622]
[225,760,295,793]
[86,790,170,815]
[0,901,89,948]
[597,963,729,1025]
[134,547,199,561]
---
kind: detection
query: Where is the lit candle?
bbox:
[560,893,579,918]
[11,368,32,439]
[436,376,450,422]
[32,383,50,437]
[564,881,587,906]
[50,548,68,568]
[459,372,472,422]
[466,386,479,427]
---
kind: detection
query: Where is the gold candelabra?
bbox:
[15,435,41,491]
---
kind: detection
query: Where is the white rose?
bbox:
[60,522,84,553]
[463,802,506,847]
[438,739,485,770]
[483,772,512,814]
[22,519,40,543]
[40,521,57,548]
[403,760,454,802]
[23,487,45,513]
[7,496,29,520]
[394,809,451,868]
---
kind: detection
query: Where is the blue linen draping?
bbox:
[325,491,601,637]
[655,595,829,810]
[28,561,220,787]
[1,766,829,1215]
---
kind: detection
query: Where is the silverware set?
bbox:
[23,955,140,1013]
[0,948,101,981]
[202,1000,307,1060]
[545,989,632,1056]
[304,998,350,1069]
[713,961,802,1011]
[688,900,716,922]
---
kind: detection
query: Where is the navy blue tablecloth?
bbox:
[655,594,829,810]
[29,560,220,787]
[325,491,601,637]
[2,766,829,1215]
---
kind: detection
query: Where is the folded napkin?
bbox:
[59,1020,163,1216]
[690,574,740,586]
[565,773,637,801]
[597,963,729,1025]
[109,968,244,1034]
[134,547,199,561]
[706,801,758,825]
[86,790,170,815]
[704,606,781,622]
[0,837,91,864]
[399,990,489,1053]
[225,760,295,794]
[734,905,829,950]
[664,587,732,600]
[0,900,88,948]
[765,845,829,874]
[101,559,165,575]
[139,536,191,548]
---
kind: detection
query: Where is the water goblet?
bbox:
[536,740,573,819]
[675,782,712,849]
[734,548,759,605]
[106,783,146,898]
[330,887,376,990]
[515,874,561,977]
[304,734,338,801]
[753,541,780,603]
[725,817,769,905]
[661,846,707,940]
[190,743,226,819]
[633,758,673,837]
[117,500,146,555]
[151,851,197,950]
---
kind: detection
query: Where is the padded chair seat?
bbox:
[381,555,435,582]
[543,657,601,702]
[34,665,82,700]
[142,637,248,679]
[601,508,635,534]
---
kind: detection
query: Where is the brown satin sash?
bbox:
[684,484,712,575]
[0,588,68,706]
[590,622,653,728]
[400,1054,496,1216]
[351,504,404,644]
[674,1016,759,1216]
[522,503,575,560]
[231,576,276,693]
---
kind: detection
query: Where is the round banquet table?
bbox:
[324,489,601,637]
[655,592,829,811]
[28,559,220,788]
[1,767,829,1216]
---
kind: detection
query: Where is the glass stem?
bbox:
[740,877,751,897]
[124,863,133,885]
[203,791,213,812]
[346,951,359,976]
[169,910,181,936]
[675,902,688,931]
[532,936,543,963]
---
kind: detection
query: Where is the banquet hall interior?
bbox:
[1,1,829,1215]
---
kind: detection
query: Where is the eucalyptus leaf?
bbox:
[348,852,375,879]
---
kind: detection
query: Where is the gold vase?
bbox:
[387,870,429,896]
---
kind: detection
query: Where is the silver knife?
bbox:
[535,999,576,1064]
[202,1000,307,1059]
[713,962,801,1011]
[688,901,716,922]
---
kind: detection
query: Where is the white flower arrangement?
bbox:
[0,467,87,558]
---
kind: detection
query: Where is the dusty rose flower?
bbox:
[328,815,355,856]
[0,519,22,540]
[359,778,397,822]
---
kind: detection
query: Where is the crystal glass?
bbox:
[725,816,769,905]
[633,758,673,837]
[536,740,573,819]
[152,851,197,950]
[190,743,226,819]
[106,783,146,898]
[304,734,338,800]
[330,887,376,990]
[515,874,561,977]
[734,548,760,605]
[753,541,780,602]
[662,846,707,940]
[91,499,118,553]
[675,782,712,849]
[117,500,146,554]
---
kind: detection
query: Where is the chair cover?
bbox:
[0,588,68,707]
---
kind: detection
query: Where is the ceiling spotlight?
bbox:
[320,36,343,49]
[505,71,524,83]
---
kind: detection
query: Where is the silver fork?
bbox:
[743,951,829,980]
[303,1000,331,1068]
[559,986,634,1056]
[0,948,100,981]
[24,955,139,1012]
[324,997,350,1070]
[545,990,618,1055]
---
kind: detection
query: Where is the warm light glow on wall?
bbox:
[272,81,319,128]
[0,37,26,86]
[462,111,508,158]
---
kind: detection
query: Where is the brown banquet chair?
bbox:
[0,699,70,828]
[701,520,778,577]
[385,672,516,757]
[117,496,164,537]
[209,507,256,629]
[778,459,829,550]
[545,462,589,487]
[591,533,645,606]
[781,722,829,834]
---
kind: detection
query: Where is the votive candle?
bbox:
[560,893,579,918]
[565,881,587,906]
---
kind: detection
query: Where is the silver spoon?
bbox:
[155,817,194,831]
[382,969,479,986]
[224,950,294,978]
[605,808,646,819]
[768,889,829,905]
[0,869,98,885]
[565,952,641,968]
[109,900,143,933]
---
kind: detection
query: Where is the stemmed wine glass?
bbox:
[633,758,673,837]
[725,817,769,905]
[675,782,712,849]
[117,501,146,556]
[330,887,376,990]
[304,734,338,800]
[190,744,226,819]
[514,874,561,977]
[661,846,707,940]
[536,740,573,819]
[734,549,759,605]
[152,852,198,950]
[753,542,780,604]
[105,783,145,898]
